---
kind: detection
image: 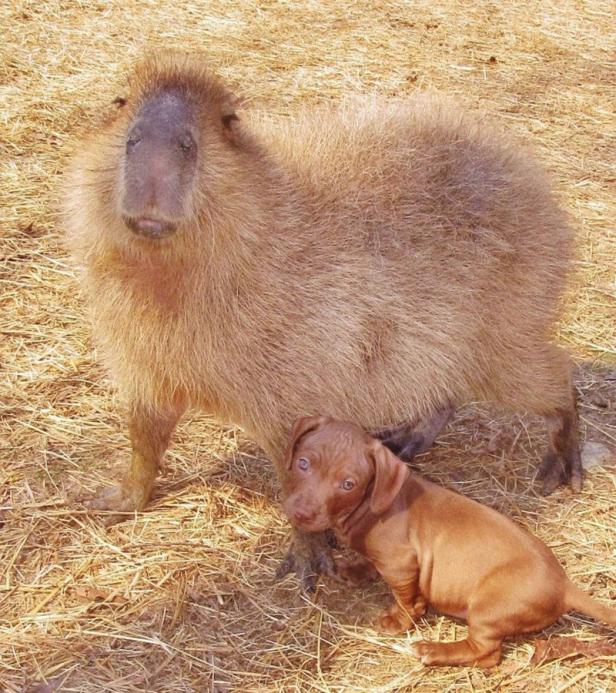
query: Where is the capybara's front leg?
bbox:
[85,403,184,524]
[276,529,337,592]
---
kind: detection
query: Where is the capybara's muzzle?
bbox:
[124,216,178,239]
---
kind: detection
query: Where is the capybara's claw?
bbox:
[537,447,583,496]
[324,529,340,549]
[535,405,583,495]
[275,550,320,593]
[275,554,295,581]
[301,569,319,594]
[83,484,144,526]
[537,457,567,496]
[276,531,336,593]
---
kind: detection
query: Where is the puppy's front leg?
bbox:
[376,555,425,635]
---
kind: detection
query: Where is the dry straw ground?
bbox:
[1,0,615,691]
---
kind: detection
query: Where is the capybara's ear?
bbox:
[221,92,241,144]
[285,415,329,469]
[369,439,408,514]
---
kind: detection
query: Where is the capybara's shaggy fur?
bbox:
[63,51,581,535]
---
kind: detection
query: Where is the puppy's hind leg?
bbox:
[413,636,502,668]
[413,567,562,667]
[413,576,511,667]
[413,592,505,667]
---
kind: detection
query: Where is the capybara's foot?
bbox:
[84,484,148,526]
[337,558,379,586]
[377,602,421,635]
[374,405,453,462]
[538,403,583,495]
[538,448,583,495]
[276,530,336,593]
[412,639,501,668]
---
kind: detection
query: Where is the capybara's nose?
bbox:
[293,508,316,525]
[125,216,177,239]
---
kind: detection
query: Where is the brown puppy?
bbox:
[282,417,616,667]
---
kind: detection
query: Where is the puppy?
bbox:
[281,416,616,667]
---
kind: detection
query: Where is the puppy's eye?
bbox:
[341,479,355,491]
[297,457,309,471]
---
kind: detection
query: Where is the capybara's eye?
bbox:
[297,457,309,471]
[342,479,355,491]
[126,129,142,149]
[179,134,195,153]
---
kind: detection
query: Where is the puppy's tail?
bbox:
[564,582,616,627]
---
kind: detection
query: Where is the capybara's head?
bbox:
[281,417,409,533]
[118,51,240,240]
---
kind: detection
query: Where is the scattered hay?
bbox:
[1,0,615,690]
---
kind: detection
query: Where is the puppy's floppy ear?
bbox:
[284,415,330,469]
[369,439,408,514]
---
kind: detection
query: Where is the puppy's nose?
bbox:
[293,508,316,525]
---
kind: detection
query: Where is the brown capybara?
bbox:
[281,417,615,667]
[63,50,581,588]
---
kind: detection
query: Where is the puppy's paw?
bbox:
[377,603,413,635]
[411,640,439,665]
[411,597,427,617]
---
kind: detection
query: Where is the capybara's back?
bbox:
[258,96,574,415]
[63,52,581,524]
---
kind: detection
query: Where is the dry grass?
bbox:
[1,0,615,690]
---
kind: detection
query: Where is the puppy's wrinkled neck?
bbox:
[334,479,376,541]
[334,473,423,553]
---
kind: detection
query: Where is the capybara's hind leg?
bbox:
[498,344,582,494]
[531,346,582,494]
[374,404,454,462]
[85,403,184,524]
[538,398,582,495]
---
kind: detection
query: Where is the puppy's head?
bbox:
[281,417,408,533]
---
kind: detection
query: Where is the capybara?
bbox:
[63,50,581,586]
[282,417,615,666]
